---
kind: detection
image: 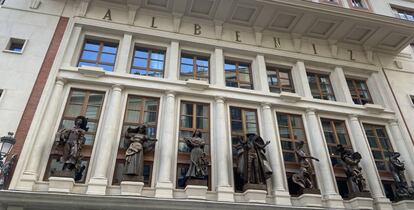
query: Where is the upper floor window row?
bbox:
[392,7,414,21]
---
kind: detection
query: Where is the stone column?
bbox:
[17,78,66,190]
[291,61,312,98]
[62,25,82,67]
[348,115,391,209]
[87,85,123,195]
[155,91,176,198]
[388,119,414,182]
[330,66,353,103]
[115,33,133,74]
[166,41,179,80]
[212,48,225,87]
[260,103,291,205]
[253,55,269,93]
[305,109,344,208]
[214,96,234,202]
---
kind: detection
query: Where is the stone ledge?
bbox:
[185,79,209,90]
[78,66,106,78]
[279,92,301,103]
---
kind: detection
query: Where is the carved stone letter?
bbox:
[194,24,201,35]
[151,17,157,28]
[235,31,241,42]
[274,37,281,48]
[103,9,112,21]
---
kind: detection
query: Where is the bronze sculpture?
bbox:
[389,152,414,200]
[123,125,157,182]
[292,141,319,191]
[236,134,272,191]
[337,144,369,197]
[52,116,88,178]
[184,130,208,185]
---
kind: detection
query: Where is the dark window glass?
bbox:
[131,47,165,78]
[6,38,26,52]
[351,0,365,8]
[321,119,351,167]
[180,54,209,82]
[346,78,372,105]
[393,8,414,21]
[225,60,253,89]
[112,96,159,186]
[44,89,105,183]
[267,66,295,93]
[307,72,336,101]
[78,40,118,72]
[363,124,393,171]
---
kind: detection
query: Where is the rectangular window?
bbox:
[392,7,414,21]
[225,60,253,90]
[45,89,105,183]
[230,107,258,192]
[307,72,336,101]
[321,119,352,167]
[177,102,210,189]
[112,95,160,186]
[4,38,27,54]
[267,66,295,93]
[131,47,165,78]
[276,113,307,163]
[363,124,393,171]
[410,95,414,106]
[180,54,209,82]
[78,40,118,72]
[346,78,372,105]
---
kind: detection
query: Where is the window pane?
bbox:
[85,106,99,118]
[84,42,99,51]
[196,117,208,129]
[102,45,117,54]
[151,51,165,60]
[181,103,193,115]
[66,104,82,117]
[150,60,164,70]
[81,51,98,61]
[126,110,140,122]
[144,112,157,123]
[101,53,116,63]
[180,116,193,128]
[196,104,208,117]
[180,64,193,74]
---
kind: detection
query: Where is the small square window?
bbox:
[4,38,27,54]
[409,95,414,107]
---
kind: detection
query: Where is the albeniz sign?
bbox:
[83,7,373,65]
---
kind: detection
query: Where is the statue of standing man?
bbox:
[292,141,319,192]
[184,130,208,186]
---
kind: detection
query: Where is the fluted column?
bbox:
[115,33,133,74]
[87,84,123,195]
[291,61,312,98]
[388,119,414,182]
[305,109,344,207]
[348,115,387,198]
[17,78,66,190]
[155,91,176,198]
[212,48,225,87]
[260,103,291,205]
[214,96,234,202]
[166,41,179,80]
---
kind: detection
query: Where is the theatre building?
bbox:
[1,0,414,209]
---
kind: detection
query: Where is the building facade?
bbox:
[1,0,414,209]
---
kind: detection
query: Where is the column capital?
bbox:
[215,95,225,103]
[305,108,317,114]
[112,84,123,92]
[261,102,272,109]
[388,118,398,125]
[55,77,66,86]
[348,114,359,121]
[165,90,176,97]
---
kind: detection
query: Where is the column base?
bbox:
[271,190,292,206]
[48,177,74,193]
[297,193,323,207]
[217,186,234,202]
[155,182,173,198]
[344,197,373,210]
[120,181,144,196]
[373,197,393,210]
[86,177,108,195]
[184,185,208,199]
[323,194,345,209]
[392,200,414,210]
[243,189,267,203]
[14,172,37,191]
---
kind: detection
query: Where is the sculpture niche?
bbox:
[51,116,88,179]
[123,125,157,182]
[389,152,414,200]
[292,141,320,194]
[184,130,209,186]
[337,144,370,198]
[236,134,272,191]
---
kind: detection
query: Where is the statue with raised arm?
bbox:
[185,130,208,181]
[337,144,368,194]
[123,125,157,182]
[237,133,272,190]
[389,152,414,199]
[292,141,319,190]
[52,116,88,178]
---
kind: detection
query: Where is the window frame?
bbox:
[112,95,160,186]
[307,71,336,101]
[391,6,414,21]
[130,46,166,78]
[179,53,210,82]
[224,60,254,90]
[266,66,295,93]
[347,0,372,11]
[3,38,27,54]
[346,78,373,105]
[363,124,394,174]
[44,89,105,183]
[78,39,119,72]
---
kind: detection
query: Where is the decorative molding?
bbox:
[29,0,41,9]
[279,92,301,103]
[364,103,385,114]
[77,0,91,17]
[77,66,106,78]
[185,79,209,90]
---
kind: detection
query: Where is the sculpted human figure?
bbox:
[237,134,272,189]
[337,144,367,193]
[292,141,319,189]
[54,116,88,176]
[123,125,157,182]
[389,152,414,199]
[184,130,208,180]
